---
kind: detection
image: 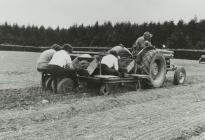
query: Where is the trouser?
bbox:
[46,65,75,77]
[37,68,48,73]
[37,62,50,72]
[37,65,49,73]
[46,64,78,87]
[101,64,119,76]
[37,66,50,89]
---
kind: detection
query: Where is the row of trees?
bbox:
[0,18,205,49]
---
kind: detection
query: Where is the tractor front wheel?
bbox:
[173,67,186,85]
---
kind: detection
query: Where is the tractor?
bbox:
[41,46,186,95]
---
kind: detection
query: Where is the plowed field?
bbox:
[1,58,205,140]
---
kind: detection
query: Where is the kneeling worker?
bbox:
[101,50,119,76]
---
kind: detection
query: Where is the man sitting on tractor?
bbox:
[132,31,153,55]
[101,50,119,76]
[36,43,61,72]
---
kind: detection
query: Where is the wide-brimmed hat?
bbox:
[143,31,153,38]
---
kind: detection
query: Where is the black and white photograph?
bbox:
[0,0,205,139]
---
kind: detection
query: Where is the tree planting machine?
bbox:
[41,46,186,95]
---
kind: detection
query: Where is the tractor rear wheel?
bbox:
[140,49,166,88]
[57,78,74,94]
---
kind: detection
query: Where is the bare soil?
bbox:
[1,59,205,140]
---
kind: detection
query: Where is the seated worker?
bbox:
[48,43,74,75]
[47,44,80,91]
[73,54,92,70]
[101,50,119,76]
[36,43,61,72]
[47,44,79,86]
[108,44,132,58]
[132,31,153,54]
[71,54,92,75]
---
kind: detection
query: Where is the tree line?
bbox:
[0,18,205,49]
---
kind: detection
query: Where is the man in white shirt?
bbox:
[36,43,61,72]
[45,44,78,92]
[47,43,74,75]
[47,44,79,91]
[101,50,119,76]
[49,48,72,68]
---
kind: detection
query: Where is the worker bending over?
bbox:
[108,44,132,58]
[101,50,119,76]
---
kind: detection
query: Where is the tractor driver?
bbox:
[101,50,119,76]
[132,31,153,54]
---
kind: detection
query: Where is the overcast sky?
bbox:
[0,0,204,28]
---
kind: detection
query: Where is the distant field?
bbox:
[0,51,40,89]
[0,50,204,90]
[0,50,200,89]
